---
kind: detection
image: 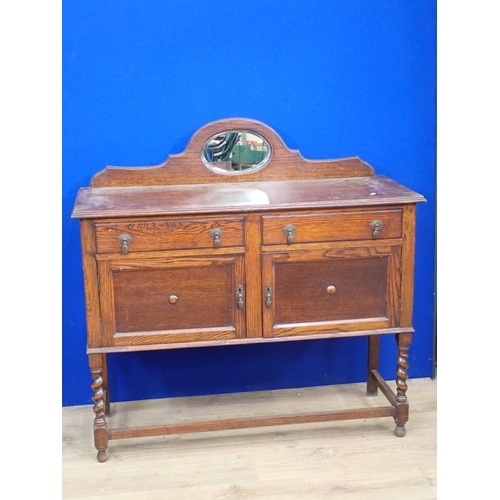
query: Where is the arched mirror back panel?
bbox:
[90,118,374,188]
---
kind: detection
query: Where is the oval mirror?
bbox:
[202,130,271,174]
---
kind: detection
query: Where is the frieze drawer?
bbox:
[261,210,402,246]
[94,217,245,254]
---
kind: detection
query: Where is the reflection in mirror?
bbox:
[202,130,271,174]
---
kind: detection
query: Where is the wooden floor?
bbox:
[62,377,436,499]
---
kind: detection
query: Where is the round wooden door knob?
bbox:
[327,285,336,295]
[168,295,179,304]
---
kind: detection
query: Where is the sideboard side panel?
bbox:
[400,204,417,327]
[80,220,102,348]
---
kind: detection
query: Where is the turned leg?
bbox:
[89,354,109,462]
[366,335,380,396]
[102,354,111,416]
[394,333,411,437]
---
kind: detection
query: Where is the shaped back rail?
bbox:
[90,118,374,188]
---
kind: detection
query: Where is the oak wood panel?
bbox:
[262,245,401,338]
[113,267,234,331]
[273,258,388,323]
[243,214,263,338]
[79,220,102,348]
[387,245,402,327]
[400,204,417,327]
[95,217,244,254]
[262,209,402,245]
[111,328,238,346]
[267,320,392,338]
[261,237,403,253]
[98,255,245,346]
[95,246,245,261]
[72,176,425,220]
[89,118,375,187]
[86,327,415,353]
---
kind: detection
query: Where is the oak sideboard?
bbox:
[72,118,426,462]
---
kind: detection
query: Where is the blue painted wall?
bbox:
[63,1,436,406]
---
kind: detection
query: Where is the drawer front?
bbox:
[95,217,244,254]
[261,210,402,246]
[262,245,401,338]
[98,255,246,346]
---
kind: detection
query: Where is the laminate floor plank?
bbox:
[62,378,436,499]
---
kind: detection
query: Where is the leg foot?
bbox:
[90,354,109,462]
[394,424,406,437]
[394,333,411,435]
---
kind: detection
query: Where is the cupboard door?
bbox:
[98,255,245,346]
[262,245,401,337]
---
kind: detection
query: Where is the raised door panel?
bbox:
[98,255,245,346]
[262,245,401,338]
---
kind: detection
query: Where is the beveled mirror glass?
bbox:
[202,130,271,174]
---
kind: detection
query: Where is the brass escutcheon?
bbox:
[236,285,244,309]
[265,285,273,308]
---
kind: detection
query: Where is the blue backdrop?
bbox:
[63,1,436,406]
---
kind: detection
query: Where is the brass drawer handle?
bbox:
[283,224,296,244]
[370,220,384,239]
[118,234,132,254]
[236,285,244,309]
[168,295,178,304]
[327,285,336,294]
[265,285,273,308]
[209,228,223,248]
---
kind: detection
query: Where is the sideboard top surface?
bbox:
[73,118,425,219]
[72,175,425,219]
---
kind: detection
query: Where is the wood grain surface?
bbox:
[261,209,402,245]
[88,118,375,188]
[95,217,245,254]
[62,378,437,499]
[72,118,426,464]
[73,176,425,219]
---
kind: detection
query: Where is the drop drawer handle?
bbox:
[283,224,296,244]
[370,220,384,239]
[117,234,132,254]
[209,228,223,248]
